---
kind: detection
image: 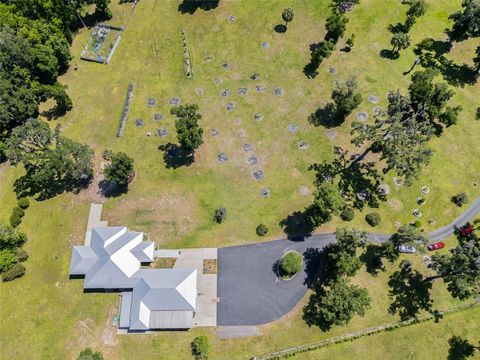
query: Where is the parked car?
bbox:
[427,241,445,251]
[398,244,416,253]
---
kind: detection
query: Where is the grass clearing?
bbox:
[0,0,479,359]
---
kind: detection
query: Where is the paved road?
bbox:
[217,198,480,326]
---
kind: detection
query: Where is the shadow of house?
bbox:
[178,0,220,14]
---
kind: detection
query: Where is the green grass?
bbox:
[0,0,479,359]
[295,305,480,360]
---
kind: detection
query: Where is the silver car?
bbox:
[398,244,416,253]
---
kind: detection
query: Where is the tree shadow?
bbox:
[279,211,314,241]
[388,261,433,320]
[13,171,91,201]
[98,180,128,198]
[158,143,194,169]
[178,0,220,14]
[308,103,343,128]
[388,22,409,34]
[302,248,324,288]
[380,49,399,60]
[360,243,386,276]
[272,260,279,277]
[274,24,287,33]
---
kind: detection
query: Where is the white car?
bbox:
[398,244,416,253]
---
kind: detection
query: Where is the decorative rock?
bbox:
[244,143,253,152]
[253,170,264,181]
[148,98,157,107]
[357,112,368,121]
[169,97,181,105]
[328,67,336,74]
[253,112,263,121]
[210,128,219,136]
[247,156,258,166]
[256,84,266,93]
[298,140,309,150]
[300,185,309,196]
[393,177,403,186]
[157,127,168,137]
[373,106,382,116]
[261,42,270,49]
[417,197,426,205]
[220,89,231,97]
[368,95,379,104]
[135,118,144,127]
[214,78,223,85]
[154,113,164,121]
[326,129,336,139]
[260,187,270,198]
[238,87,248,95]
[274,87,284,96]
[421,186,430,194]
[413,209,423,218]
[217,153,228,162]
[378,184,390,196]
[288,124,299,133]
[226,102,235,111]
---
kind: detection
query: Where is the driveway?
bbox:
[217,198,480,326]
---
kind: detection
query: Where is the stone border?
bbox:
[181,29,193,78]
[276,250,304,281]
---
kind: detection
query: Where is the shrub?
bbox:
[365,212,381,227]
[0,222,27,249]
[16,248,29,262]
[413,220,422,228]
[77,348,104,360]
[102,148,113,161]
[256,224,269,236]
[10,207,25,228]
[476,107,480,120]
[103,152,135,188]
[2,263,25,282]
[17,197,30,209]
[279,251,303,277]
[191,335,209,360]
[0,248,17,273]
[340,208,355,221]
[213,207,227,224]
[452,192,469,207]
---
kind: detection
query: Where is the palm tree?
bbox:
[391,32,411,54]
[282,8,294,28]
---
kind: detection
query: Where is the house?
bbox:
[70,226,197,331]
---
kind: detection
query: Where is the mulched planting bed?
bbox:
[203,259,217,274]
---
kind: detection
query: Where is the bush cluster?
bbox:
[10,207,25,228]
[213,207,227,224]
[256,224,269,236]
[191,336,209,360]
[279,251,303,277]
[365,212,381,227]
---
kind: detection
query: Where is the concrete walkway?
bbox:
[84,203,107,245]
[217,197,480,326]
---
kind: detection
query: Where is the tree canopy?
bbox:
[325,228,367,278]
[449,0,480,40]
[332,77,363,118]
[103,152,134,188]
[305,181,344,228]
[171,104,204,154]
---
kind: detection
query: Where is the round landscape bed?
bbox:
[277,250,303,281]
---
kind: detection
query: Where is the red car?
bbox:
[428,242,445,251]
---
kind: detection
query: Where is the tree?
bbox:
[213,207,227,223]
[431,234,480,300]
[2,262,25,281]
[448,335,477,360]
[365,212,381,227]
[76,348,104,360]
[191,336,209,360]
[325,228,367,278]
[325,11,348,42]
[282,8,294,27]
[332,77,363,118]
[452,192,469,207]
[0,222,27,250]
[5,120,94,199]
[346,33,356,49]
[256,224,269,236]
[449,0,480,40]
[304,278,371,330]
[390,32,410,54]
[407,0,427,19]
[381,225,425,263]
[171,104,204,154]
[388,260,433,320]
[340,207,355,221]
[279,251,303,277]
[103,152,134,188]
[306,182,344,227]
